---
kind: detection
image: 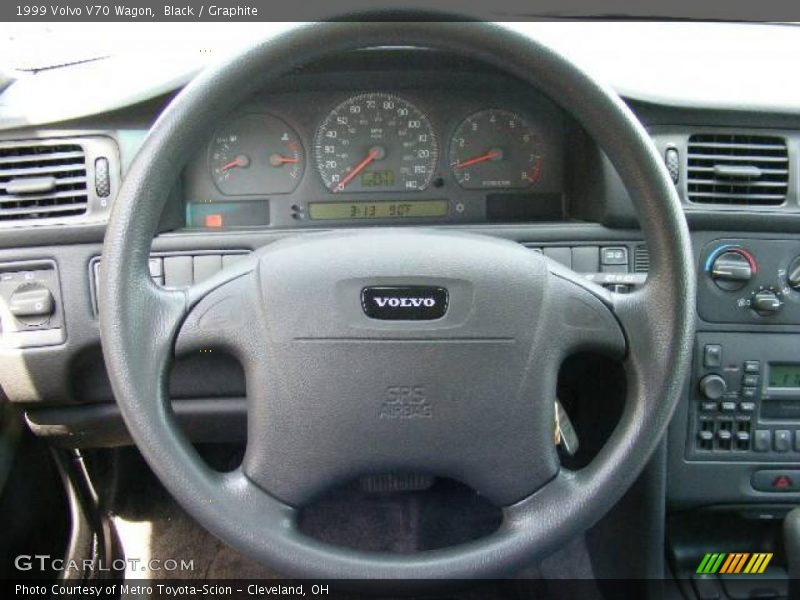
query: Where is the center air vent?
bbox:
[686,134,789,206]
[0,143,88,222]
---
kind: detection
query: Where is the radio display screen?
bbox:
[768,364,800,389]
[308,200,449,220]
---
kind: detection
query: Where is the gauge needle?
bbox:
[335,147,382,192]
[455,149,502,169]
[220,155,250,171]
[269,154,299,167]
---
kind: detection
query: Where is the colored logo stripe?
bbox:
[696,552,773,574]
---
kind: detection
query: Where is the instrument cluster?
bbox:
[183,88,565,229]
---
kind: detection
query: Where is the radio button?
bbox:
[775,430,792,453]
[744,361,761,374]
[743,374,760,387]
[703,344,723,368]
[698,430,714,444]
[754,430,772,452]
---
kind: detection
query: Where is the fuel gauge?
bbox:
[210,113,303,195]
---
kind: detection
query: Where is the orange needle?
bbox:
[335,148,380,192]
[221,159,244,171]
[455,150,501,169]
[269,153,299,166]
[221,155,250,171]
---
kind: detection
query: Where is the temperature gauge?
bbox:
[209,113,303,195]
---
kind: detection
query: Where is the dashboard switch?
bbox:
[601,246,628,266]
[703,344,723,368]
[752,470,800,492]
[775,430,793,452]
[9,283,54,326]
[753,430,772,452]
[753,289,782,316]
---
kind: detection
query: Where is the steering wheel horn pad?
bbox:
[100,21,694,580]
[174,230,625,507]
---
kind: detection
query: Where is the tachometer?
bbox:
[449,109,541,190]
[210,113,303,195]
[314,93,438,193]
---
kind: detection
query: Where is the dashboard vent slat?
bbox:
[634,245,650,273]
[0,143,88,222]
[686,134,789,206]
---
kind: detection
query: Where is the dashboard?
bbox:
[4,31,800,580]
[182,67,565,229]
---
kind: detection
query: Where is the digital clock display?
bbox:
[768,364,800,389]
[308,200,449,220]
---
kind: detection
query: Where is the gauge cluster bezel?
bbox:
[182,84,565,229]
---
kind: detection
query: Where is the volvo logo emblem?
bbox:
[361,286,449,321]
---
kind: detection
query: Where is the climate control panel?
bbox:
[699,239,800,324]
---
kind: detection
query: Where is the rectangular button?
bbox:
[543,247,572,268]
[163,256,193,287]
[744,361,761,373]
[775,430,792,452]
[193,254,222,283]
[148,257,164,278]
[701,401,718,412]
[752,470,800,492]
[571,246,599,273]
[703,344,723,368]
[742,387,757,400]
[743,374,759,387]
[739,402,756,413]
[601,246,628,266]
[753,430,771,452]
[721,401,737,412]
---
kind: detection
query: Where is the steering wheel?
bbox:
[99,21,695,579]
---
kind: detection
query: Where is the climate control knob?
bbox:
[699,374,727,400]
[788,256,800,291]
[710,250,753,291]
[753,289,782,316]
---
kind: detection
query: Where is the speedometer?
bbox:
[314,93,438,193]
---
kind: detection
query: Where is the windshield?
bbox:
[1,21,797,73]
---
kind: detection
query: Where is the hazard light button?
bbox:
[752,470,800,493]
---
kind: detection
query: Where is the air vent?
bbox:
[0,143,88,222]
[686,134,788,206]
[633,245,650,273]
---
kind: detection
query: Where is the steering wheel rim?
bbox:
[100,21,695,579]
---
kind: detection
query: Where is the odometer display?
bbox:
[314,93,438,193]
